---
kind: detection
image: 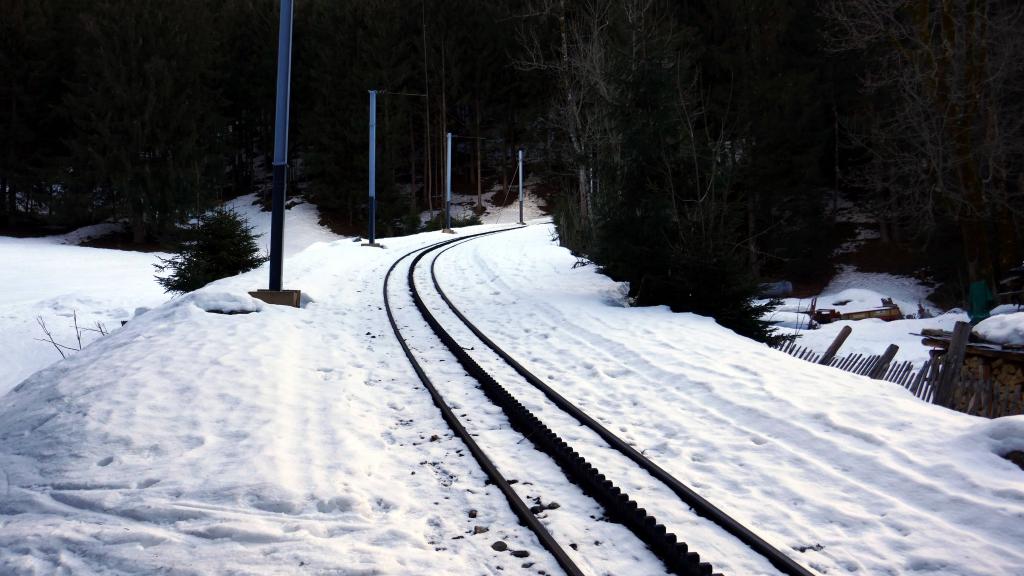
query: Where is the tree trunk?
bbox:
[475,94,482,208]
[440,39,447,205]
[747,192,759,275]
[131,204,146,244]
[0,176,7,224]
[501,148,508,197]
[424,104,432,214]
[577,164,587,224]
[421,1,432,214]
[951,0,994,287]
[409,108,417,210]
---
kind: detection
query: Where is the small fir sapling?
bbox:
[155,208,267,294]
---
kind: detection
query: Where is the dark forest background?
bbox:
[2,0,1022,341]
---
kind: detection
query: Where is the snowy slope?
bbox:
[768,265,971,368]
[420,177,548,227]
[1,220,1023,575]
[0,238,168,395]
[0,196,339,396]
[434,224,1024,576]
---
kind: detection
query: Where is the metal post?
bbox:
[368,90,377,245]
[445,132,452,231]
[518,148,524,225]
[268,0,294,291]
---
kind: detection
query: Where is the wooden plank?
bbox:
[924,359,942,402]
[851,354,865,372]
[934,321,971,408]
[856,354,872,377]
[966,387,979,416]
[909,362,926,395]
[893,362,912,387]
[882,362,898,382]
[859,355,879,376]
[869,344,900,380]
[890,362,903,384]
[897,362,915,387]
[852,354,867,373]
[819,326,853,365]
[921,337,1024,361]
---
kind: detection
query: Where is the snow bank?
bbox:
[0,225,564,575]
[223,193,341,258]
[763,309,813,330]
[960,416,1024,458]
[768,266,957,368]
[974,312,1024,346]
[437,225,1024,576]
[185,290,264,314]
[3,221,1022,575]
[775,265,938,319]
[0,200,340,396]
[420,178,548,227]
[0,238,169,395]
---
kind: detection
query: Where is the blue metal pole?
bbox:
[268,0,294,291]
[518,148,524,225]
[368,90,377,245]
[445,132,452,230]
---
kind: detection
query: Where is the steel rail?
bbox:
[430,234,816,576]
[408,238,715,576]
[382,230,586,576]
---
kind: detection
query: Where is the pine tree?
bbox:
[64,0,224,243]
[154,208,267,293]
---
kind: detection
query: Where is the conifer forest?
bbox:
[2,0,1021,340]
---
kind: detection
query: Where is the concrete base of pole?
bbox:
[441,228,456,234]
[361,242,386,248]
[249,289,302,308]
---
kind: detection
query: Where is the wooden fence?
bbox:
[774,323,1023,418]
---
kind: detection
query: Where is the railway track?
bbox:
[384,227,815,576]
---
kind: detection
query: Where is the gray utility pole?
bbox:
[268,0,293,291]
[367,90,377,245]
[445,132,453,232]
[518,148,525,225]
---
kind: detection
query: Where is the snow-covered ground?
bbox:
[0,238,168,395]
[435,226,1024,575]
[0,195,339,396]
[975,312,1024,346]
[3,211,1024,574]
[765,265,974,369]
[420,177,548,227]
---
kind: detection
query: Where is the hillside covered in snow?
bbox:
[1,216,1023,575]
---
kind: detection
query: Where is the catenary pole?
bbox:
[518,148,524,224]
[445,132,452,230]
[368,90,377,245]
[268,0,294,291]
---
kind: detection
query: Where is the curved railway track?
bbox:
[384,227,815,576]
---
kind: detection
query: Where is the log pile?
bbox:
[921,328,1024,418]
